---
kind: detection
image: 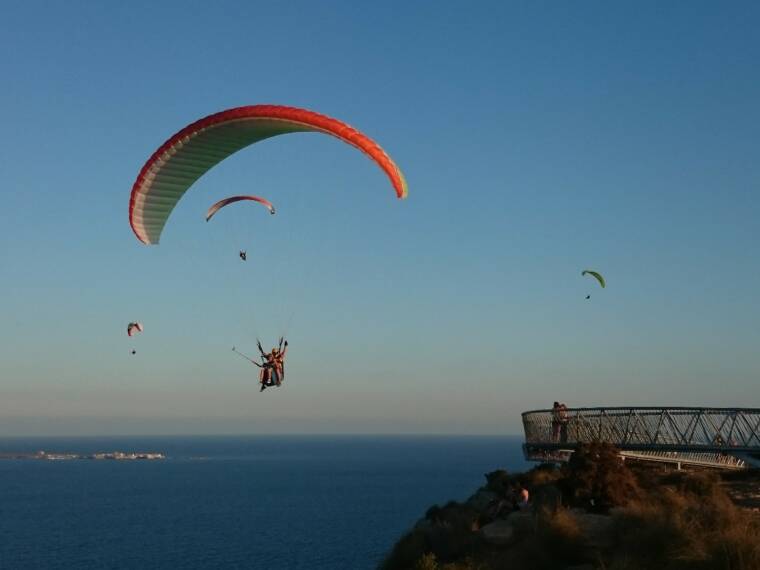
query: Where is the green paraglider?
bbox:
[582,270,605,288]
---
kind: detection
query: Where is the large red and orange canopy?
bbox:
[129,105,407,244]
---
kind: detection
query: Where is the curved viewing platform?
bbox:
[522,406,760,469]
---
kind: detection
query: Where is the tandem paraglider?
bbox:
[232,338,289,393]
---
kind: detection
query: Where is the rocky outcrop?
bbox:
[381,451,760,570]
[480,519,514,545]
[465,488,498,511]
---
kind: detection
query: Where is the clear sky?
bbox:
[1,1,758,436]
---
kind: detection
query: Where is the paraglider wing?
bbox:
[127,322,144,337]
[129,105,408,245]
[581,270,606,288]
[205,195,275,222]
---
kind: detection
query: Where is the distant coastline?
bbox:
[0,450,165,461]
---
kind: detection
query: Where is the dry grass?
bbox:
[535,508,586,561]
[413,553,486,570]
[607,471,760,570]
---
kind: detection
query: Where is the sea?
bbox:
[0,435,529,569]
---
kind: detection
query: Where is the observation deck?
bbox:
[522,406,760,470]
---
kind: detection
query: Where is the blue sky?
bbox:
[0,1,758,435]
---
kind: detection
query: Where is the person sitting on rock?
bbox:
[517,484,530,510]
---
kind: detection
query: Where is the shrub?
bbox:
[484,470,511,496]
[414,552,439,570]
[561,442,641,511]
[523,464,561,488]
[535,508,586,564]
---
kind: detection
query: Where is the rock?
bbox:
[507,511,534,534]
[573,512,614,549]
[480,519,515,545]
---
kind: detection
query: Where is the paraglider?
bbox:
[127,322,143,337]
[129,105,407,245]
[257,338,288,391]
[231,340,288,392]
[581,270,605,288]
[581,270,605,300]
[127,322,143,355]
[205,196,275,261]
[205,195,275,222]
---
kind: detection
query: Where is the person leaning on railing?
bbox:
[559,403,570,443]
[551,402,562,442]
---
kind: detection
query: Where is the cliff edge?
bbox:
[380,443,760,570]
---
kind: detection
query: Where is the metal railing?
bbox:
[522,406,760,469]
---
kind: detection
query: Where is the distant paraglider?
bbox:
[582,270,605,300]
[205,196,275,261]
[127,322,143,355]
[127,322,143,337]
[129,105,407,245]
[205,195,275,222]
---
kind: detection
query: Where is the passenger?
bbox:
[272,338,288,385]
[256,339,287,389]
[260,360,279,391]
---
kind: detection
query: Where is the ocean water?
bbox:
[0,436,529,569]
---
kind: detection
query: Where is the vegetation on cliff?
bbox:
[380,443,760,570]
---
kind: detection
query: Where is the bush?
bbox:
[522,464,561,488]
[561,442,641,511]
[414,553,439,570]
[535,508,586,563]
[484,470,511,496]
